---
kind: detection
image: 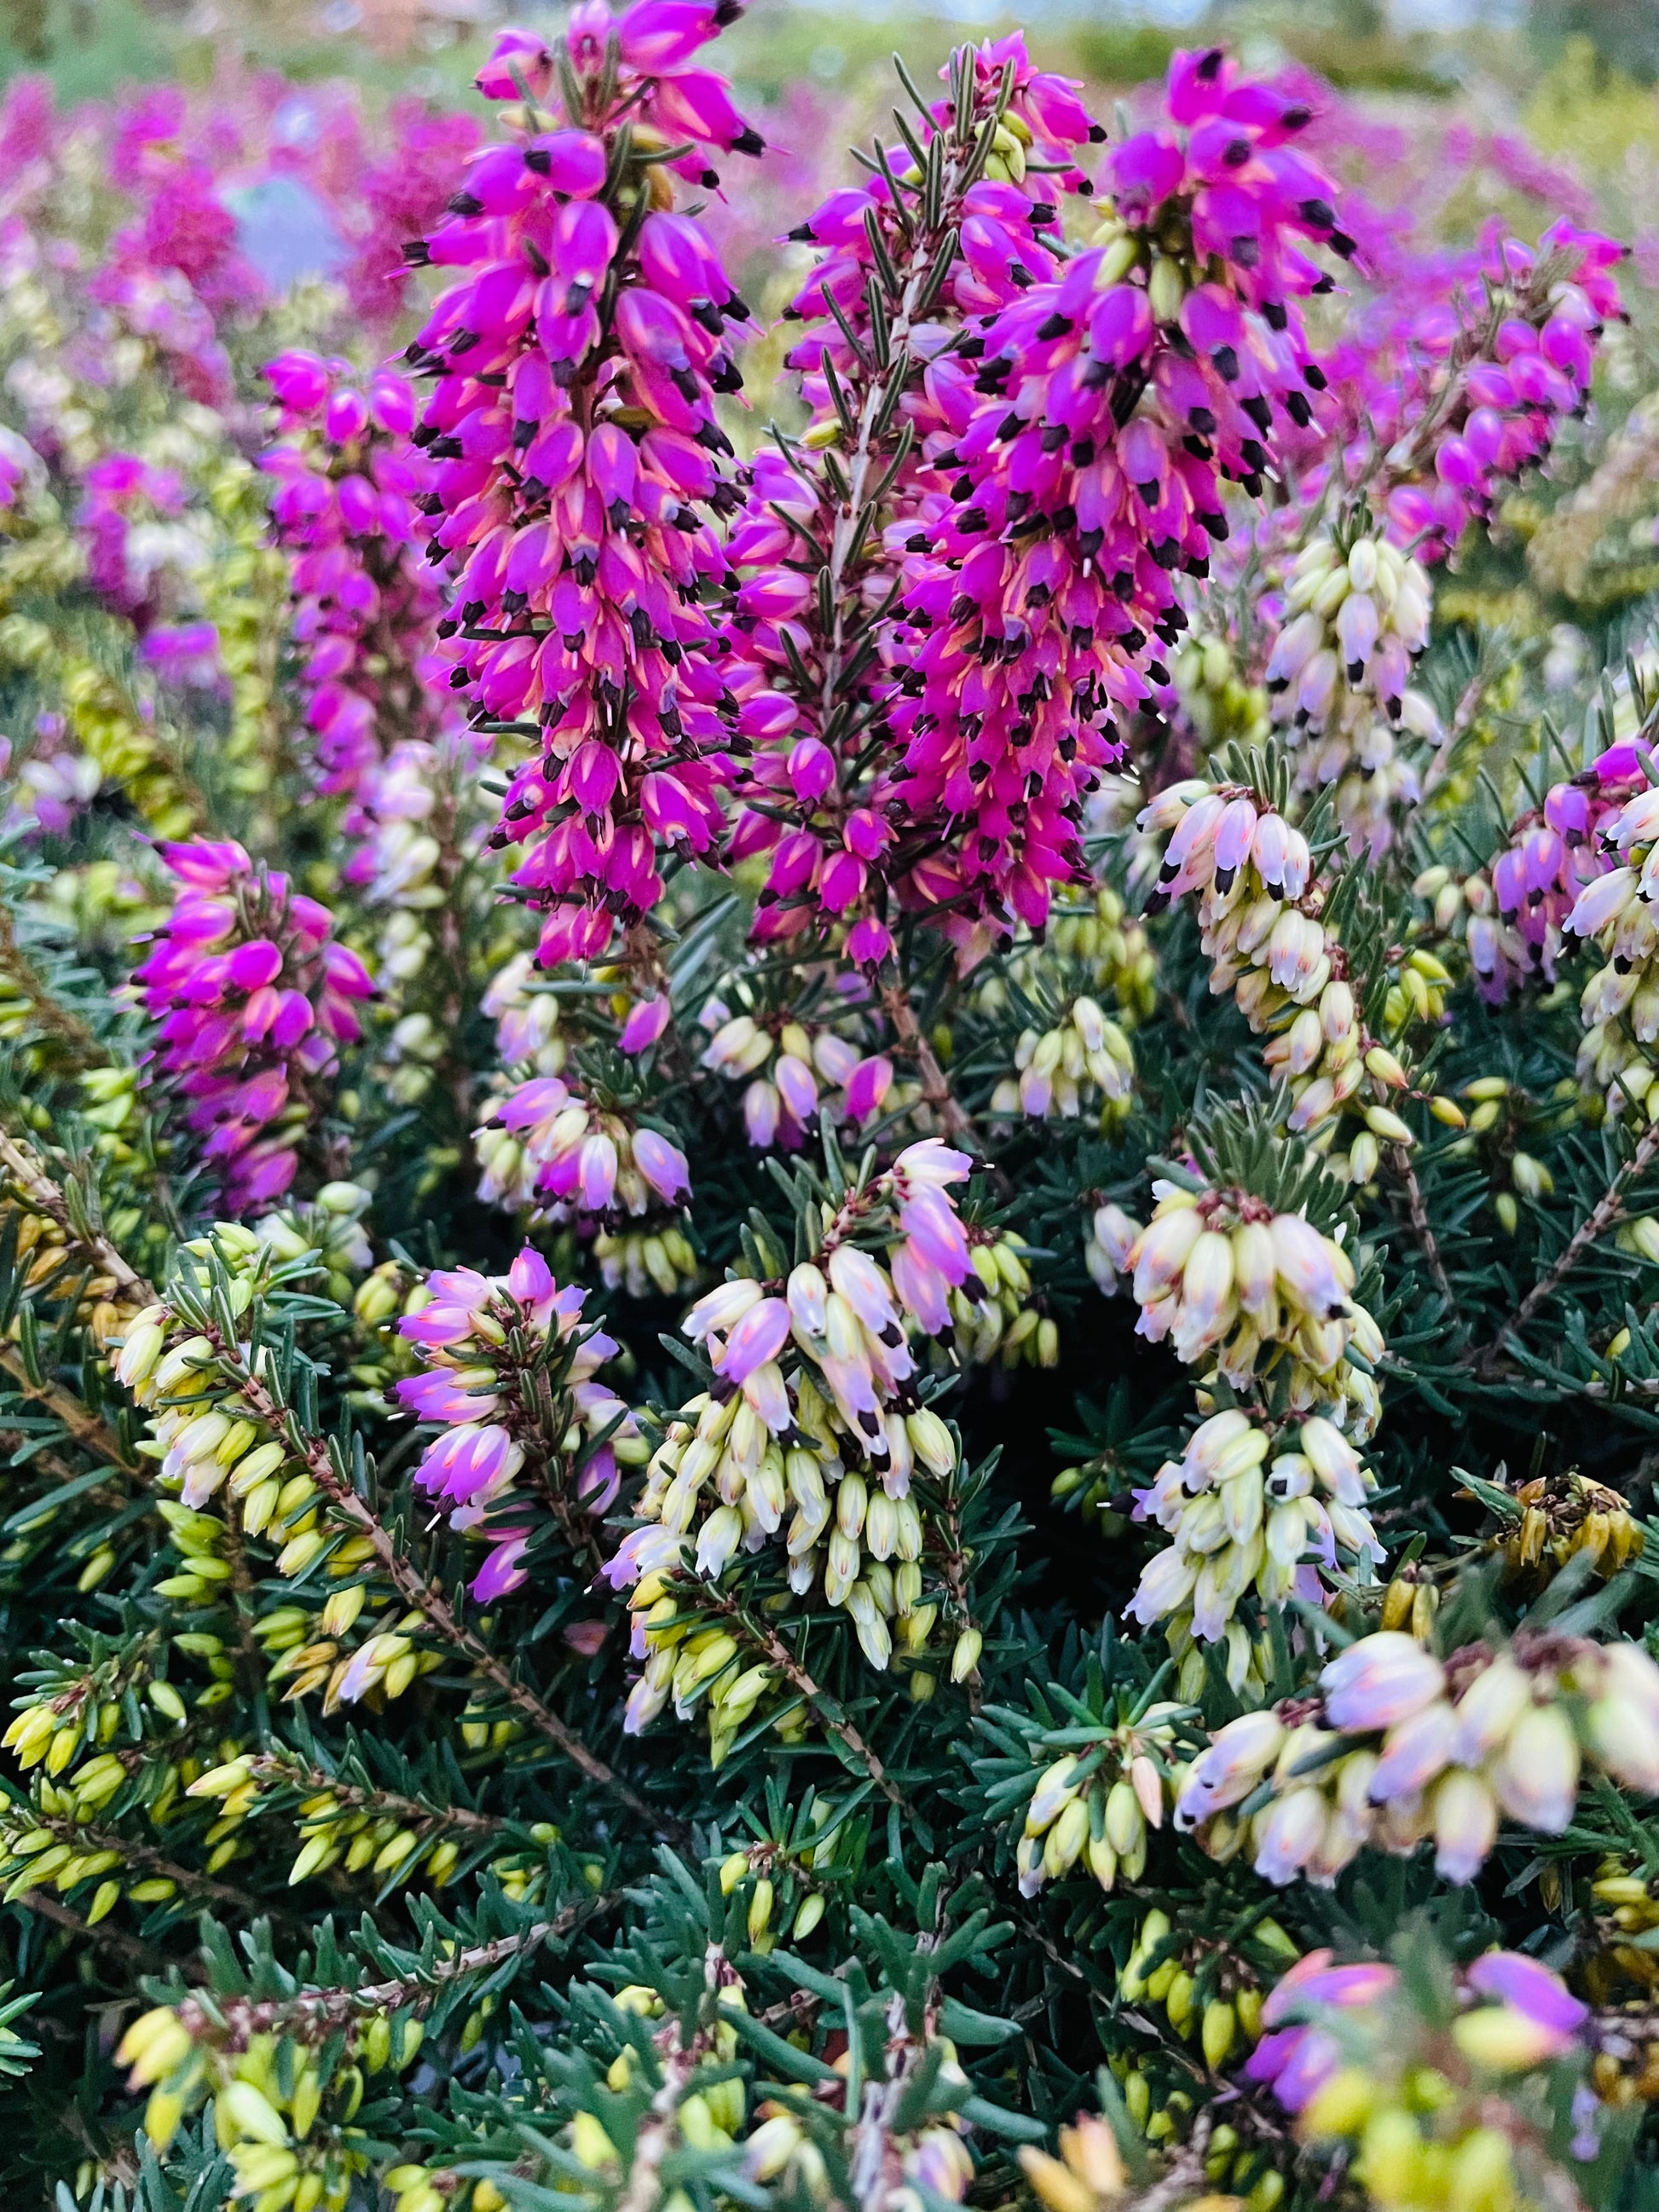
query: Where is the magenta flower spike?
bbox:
[261,353,468,839]
[131,841,374,1215]
[403,2,761,969]
[880,47,1348,956]
[721,33,1098,972]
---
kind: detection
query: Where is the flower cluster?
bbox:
[409,5,760,966]
[1563,770,1659,1114]
[0,22,1655,2210]
[1118,1904,1296,2075]
[395,1246,646,1599]
[1140,777,1417,1154]
[946,1228,1055,1369]
[700,999,893,1149]
[130,840,373,1212]
[988,993,1134,1126]
[1351,222,1627,558]
[476,1071,689,1222]
[722,35,1097,966]
[1436,742,1644,1002]
[1265,525,1439,854]
[261,353,471,890]
[1253,1948,1600,2212]
[1127,1406,1384,1652]
[483,948,569,1076]
[1107,1180,1382,1429]
[887,48,1347,947]
[606,1142,978,1750]
[344,94,484,333]
[1014,1705,1180,1897]
[1176,1628,1659,1887]
[78,452,200,628]
[117,1989,425,2200]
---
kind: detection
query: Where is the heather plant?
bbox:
[1,14,1659,2212]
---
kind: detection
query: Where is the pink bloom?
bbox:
[845,1054,893,1122]
[718,1296,792,1383]
[633,1127,690,1204]
[619,996,672,1053]
[472,1533,531,1602]
[132,846,370,1216]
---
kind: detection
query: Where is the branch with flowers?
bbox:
[0,10,1656,2212]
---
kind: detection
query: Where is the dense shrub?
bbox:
[0,14,1655,2212]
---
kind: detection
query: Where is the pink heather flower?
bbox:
[723,36,1095,966]
[408,3,760,967]
[1468,744,1644,1000]
[1319,1632,1445,1732]
[717,1296,792,1383]
[1174,1707,1286,1826]
[633,1126,690,1204]
[342,96,483,332]
[479,1074,691,1224]
[845,1054,893,1122]
[78,453,189,627]
[471,1533,531,1602]
[1322,220,1627,561]
[619,996,671,1053]
[1464,1953,1587,2051]
[396,1247,636,1571]
[876,49,1345,951]
[139,621,223,691]
[131,842,373,1215]
[261,354,465,835]
[8,715,97,840]
[1246,1951,1399,2113]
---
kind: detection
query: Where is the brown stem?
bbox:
[217,1511,270,1698]
[246,1750,509,1839]
[816,122,990,723]
[0,1341,140,1476]
[226,1354,687,1845]
[1386,1144,1461,1329]
[20,1891,161,1967]
[878,977,974,1149]
[352,1899,605,2013]
[177,1890,613,2044]
[927,1479,981,1715]
[701,1585,914,1815]
[1474,1120,1659,1374]
[847,1989,934,2212]
[26,1811,276,1922]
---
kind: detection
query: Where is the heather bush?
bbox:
[0,17,1656,2212]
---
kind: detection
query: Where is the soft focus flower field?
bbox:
[3,6,1659,2211]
